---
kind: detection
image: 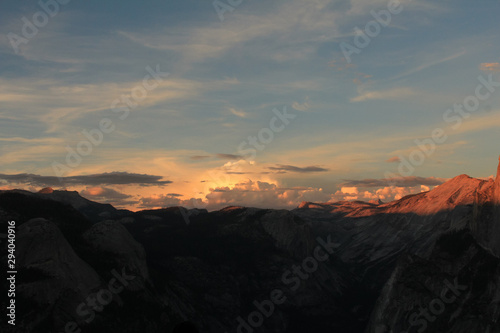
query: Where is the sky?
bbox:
[0,0,499,211]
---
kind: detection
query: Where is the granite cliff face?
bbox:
[0,157,499,332]
[14,218,102,333]
[82,220,150,290]
[366,230,500,333]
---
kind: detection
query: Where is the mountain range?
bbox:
[1,157,499,332]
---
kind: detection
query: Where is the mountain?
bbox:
[0,157,499,332]
[367,230,500,333]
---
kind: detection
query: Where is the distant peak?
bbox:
[495,156,500,203]
[452,174,472,181]
[38,187,54,194]
[439,174,475,187]
[298,201,310,209]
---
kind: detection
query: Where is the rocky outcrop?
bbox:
[469,156,500,257]
[38,187,54,194]
[369,199,384,205]
[366,230,500,333]
[11,218,101,332]
[258,209,314,259]
[83,220,150,289]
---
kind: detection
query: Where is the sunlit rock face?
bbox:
[38,187,54,194]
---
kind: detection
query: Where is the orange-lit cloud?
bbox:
[386,156,401,163]
[480,63,500,72]
[332,185,433,202]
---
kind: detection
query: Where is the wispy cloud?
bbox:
[0,137,62,144]
[386,156,401,163]
[388,50,466,81]
[190,155,211,160]
[292,97,311,112]
[268,164,329,173]
[351,87,416,102]
[117,0,348,68]
[341,176,448,188]
[228,107,249,118]
[0,74,241,134]
[216,153,242,160]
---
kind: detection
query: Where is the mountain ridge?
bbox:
[1,157,499,332]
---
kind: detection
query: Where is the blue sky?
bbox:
[1,0,499,210]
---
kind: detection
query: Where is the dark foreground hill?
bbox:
[0,158,499,333]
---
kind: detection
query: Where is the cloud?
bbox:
[268,164,329,173]
[117,0,346,67]
[480,63,500,72]
[341,176,448,188]
[0,137,63,144]
[386,156,401,163]
[350,87,417,102]
[0,73,233,134]
[0,172,173,187]
[136,179,335,211]
[341,187,358,195]
[81,186,131,199]
[388,50,466,81]
[199,179,438,211]
[228,107,249,118]
[114,0,443,70]
[331,184,437,202]
[452,112,500,134]
[80,187,136,207]
[0,143,67,166]
[216,153,242,160]
[292,97,311,112]
[203,180,331,210]
[190,155,211,160]
[138,194,183,208]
